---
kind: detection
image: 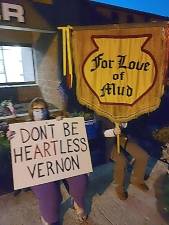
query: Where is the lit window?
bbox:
[0,46,35,85]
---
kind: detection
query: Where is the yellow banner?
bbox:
[72,25,168,122]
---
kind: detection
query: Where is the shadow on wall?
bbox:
[154,174,169,223]
[34,33,56,68]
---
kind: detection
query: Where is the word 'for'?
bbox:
[91,53,150,72]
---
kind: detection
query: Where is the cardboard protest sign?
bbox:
[9,117,93,190]
[72,24,168,122]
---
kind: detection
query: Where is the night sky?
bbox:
[92,0,169,17]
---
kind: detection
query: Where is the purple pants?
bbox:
[32,174,88,224]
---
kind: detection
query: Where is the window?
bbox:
[0,46,35,85]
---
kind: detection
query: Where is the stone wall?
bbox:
[32,32,65,109]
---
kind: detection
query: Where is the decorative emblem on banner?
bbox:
[72,26,167,124]
[83,35,156,105]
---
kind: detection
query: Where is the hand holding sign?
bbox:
[6,130,15,140]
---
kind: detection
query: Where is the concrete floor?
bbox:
[0,161,169,225]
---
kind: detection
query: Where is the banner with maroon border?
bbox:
[72,24,168,122]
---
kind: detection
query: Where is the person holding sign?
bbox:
[103,120,149,201]
[7,97,88,225]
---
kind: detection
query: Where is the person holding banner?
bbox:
[7,97,88,225]
[103,120,149,201]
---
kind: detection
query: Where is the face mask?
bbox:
[33,108,49,121]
